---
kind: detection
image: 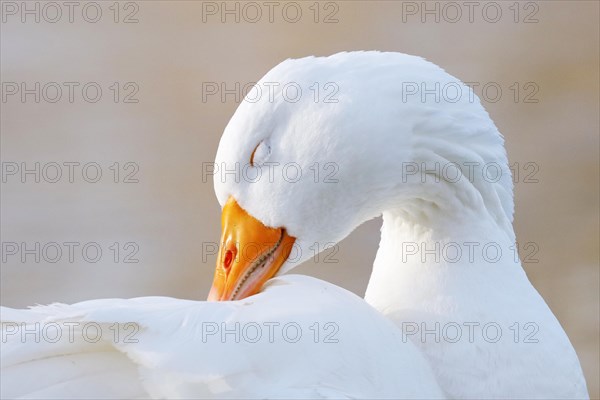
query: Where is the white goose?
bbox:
[1,51,588,399]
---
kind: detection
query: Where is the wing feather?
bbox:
[1,275,443,399]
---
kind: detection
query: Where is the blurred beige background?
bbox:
[1,1,598,397]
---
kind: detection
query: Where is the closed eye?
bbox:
[250,141,271,167]
[250,143,260,166]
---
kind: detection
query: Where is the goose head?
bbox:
[208,51,514,301]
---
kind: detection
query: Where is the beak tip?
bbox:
[207,287,220,302]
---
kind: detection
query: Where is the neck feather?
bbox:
[363,121,521,314]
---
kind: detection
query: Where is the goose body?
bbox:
[1,51,589,399]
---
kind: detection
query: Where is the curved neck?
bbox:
[364,191,522,315]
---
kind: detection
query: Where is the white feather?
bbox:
[2,51,588,399]
[1,275,443,399]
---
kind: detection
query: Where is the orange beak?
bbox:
[207,197,296,301]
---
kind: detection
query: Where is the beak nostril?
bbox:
[223,249,234,271]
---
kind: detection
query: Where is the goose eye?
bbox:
[250,141,271,167]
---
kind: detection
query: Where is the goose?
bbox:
[1,51,588,399]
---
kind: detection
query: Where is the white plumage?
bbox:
[1,51,588,399]
[1,275,442,399]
